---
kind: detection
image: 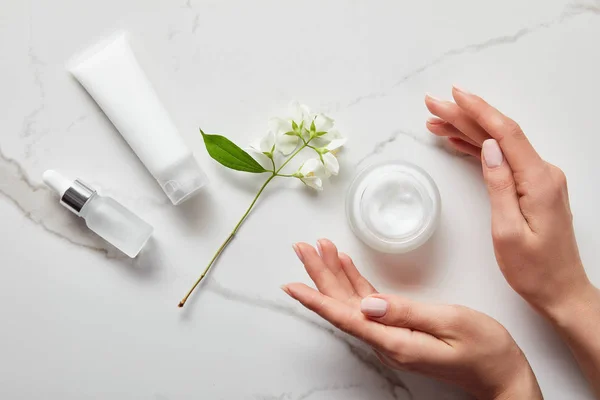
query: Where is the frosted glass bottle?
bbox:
[43,170,153,258]
[80,195,153,257]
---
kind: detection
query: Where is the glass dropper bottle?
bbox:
[43,170,153,257]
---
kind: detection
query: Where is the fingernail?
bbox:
[483,139,503,168]
[425,92,441,102]
[361,297,388,317]
[427,117,445,125]
[316,240,323,256]
[453,84,470,94]
[280,285,292,296]
[292,243,304,262]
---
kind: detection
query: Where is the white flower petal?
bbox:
[314,113,334,132]
[290,101,312,125]
[326,138,347,151]
[322,152,340,176]
[277,134,300,155]
[300,158,320,175]
[320,128,343,141]
[268,117,292,135]
[249,131,276,154]
[297,158,324,190]
[261,131,276,152]
[249,141,262,153]
[301,176,323,191]
[311,128,345,148]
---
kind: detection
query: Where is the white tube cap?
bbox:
[155,155,208,205]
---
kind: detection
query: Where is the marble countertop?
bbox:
[2,0,600,399]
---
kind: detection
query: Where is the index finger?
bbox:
[293,242,352,301]
[452,86,543,173]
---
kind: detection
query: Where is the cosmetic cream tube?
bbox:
[68,32,207,205]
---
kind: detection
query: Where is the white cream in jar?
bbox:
[346,161,441,253]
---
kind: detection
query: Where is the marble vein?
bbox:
[21,8,51,160]
[192,14,201,33]
[167,27,182,41]
[333,2,598,112]
[21,46,46,140]
[355,128,467,169]
[207,279,412,400]
[65,115,88,132]
[569,0,600,14]
[355,129,438,167]
[295,384,365,400]
[256,383,371,400]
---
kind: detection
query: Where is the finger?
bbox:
[361,294,456,336]
[283,283,449,363]
[316,239,357,301]
[293,242,349,299]
[451,86,544,173]
[448,138,482,159]
[426,117,479,146]
[282,282,387,344]
[338,252,377,297]
[425,94,490,145]
[481,139,529,232]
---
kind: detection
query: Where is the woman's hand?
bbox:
[425,87,600,397]
[424,86,592,318]
[283,240,542,400]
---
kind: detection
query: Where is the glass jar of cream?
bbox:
[346,161,441,253]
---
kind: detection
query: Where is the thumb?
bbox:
[361,294,451,335]
[481,139,526,231]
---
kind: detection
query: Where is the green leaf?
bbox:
[310,120,316,132]
[292,120,298,130]
[316,131,328,137]
[201,130,268,173]
[284,131,296,136]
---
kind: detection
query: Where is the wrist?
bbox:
[542,281,600,328]
[489,363,542,400]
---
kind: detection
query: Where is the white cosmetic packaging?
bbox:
[43,170,153,258]
[346,161,441,253]
[68,32,207,205]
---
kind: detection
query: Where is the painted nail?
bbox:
[360,297,388,317]
[427,117,445,125]
[316,240,323,256]
[292,243,304,262]
[482,139,503,168]
[425,92,441,101]
[280,285,292,296]
[453,84,471,94]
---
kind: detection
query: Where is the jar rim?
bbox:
[346,161,441,253]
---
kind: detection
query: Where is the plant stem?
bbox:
[178,174,275,307]
[178,139,313,308]
[276,144,307,174]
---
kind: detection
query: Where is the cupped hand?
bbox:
[283,239,542,400]
[424,86,592,318]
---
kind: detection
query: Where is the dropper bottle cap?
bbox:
[43,170,96,216]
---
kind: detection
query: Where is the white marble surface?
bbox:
[1,0,600,398]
